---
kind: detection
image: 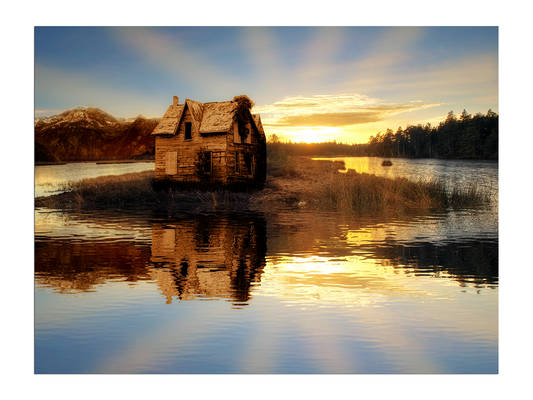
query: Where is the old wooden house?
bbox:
[152,95,266,188]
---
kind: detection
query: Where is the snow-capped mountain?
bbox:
[35,107,159,162]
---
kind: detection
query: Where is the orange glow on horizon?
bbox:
[264,114,448,144]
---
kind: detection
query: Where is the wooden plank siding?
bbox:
[225,120,261,183]
[155,106,228,183]
[165,151,177,175]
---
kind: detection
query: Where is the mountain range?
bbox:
[35,107,159,162]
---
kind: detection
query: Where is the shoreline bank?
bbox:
[35,157,490,215]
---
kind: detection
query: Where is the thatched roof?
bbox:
[152,97,260,136]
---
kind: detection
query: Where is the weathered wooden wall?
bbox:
[225,119,262,184]
[155,106,227,183]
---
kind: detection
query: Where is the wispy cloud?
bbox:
[240,27,283,85]
[349,52,498,99]
[256,93,440,128]
[297,27,348,84]
[295,27,424,95]
[112,27,240,97]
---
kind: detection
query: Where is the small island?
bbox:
[36,155,488,215]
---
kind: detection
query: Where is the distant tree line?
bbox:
[366,109,498,159]
[267,109,498,160]
[267,137,365,159]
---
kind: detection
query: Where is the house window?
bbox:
[244,152,253,175]
[198,151,212,175]
[235,152,240,173]
[233,121,241,143]
[185,122,192,140]
[205,151,212,173]
[245,123,252,144]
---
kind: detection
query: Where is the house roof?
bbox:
[252,114,265,139]
[151,104,184,135]
[198,101,236,133]
[152,97,262,137]
[186,99,204,133]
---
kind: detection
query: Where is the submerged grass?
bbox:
[35,157,491,214]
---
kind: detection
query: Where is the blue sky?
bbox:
[35,26,498,143]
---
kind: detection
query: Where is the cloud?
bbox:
[351,27,424,73]
[348,53,498,99]
[273,112,388,127]
[297,27,348,83]
[112,27,241,96]
[255,93,440,128]
[240,27,283,84]
[287,27,424,96]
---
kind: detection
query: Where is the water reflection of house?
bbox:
[150,215,267,304]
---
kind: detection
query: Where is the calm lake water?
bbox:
[35,161,154,197]
[34,158,498,373]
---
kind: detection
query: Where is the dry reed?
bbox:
[304,169,489,213]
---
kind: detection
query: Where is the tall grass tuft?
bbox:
[38,171,251,212]
[267,143,300,177]
[306,170,489,213]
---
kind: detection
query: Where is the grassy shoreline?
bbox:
[35,157,490,214]
[35,159,155,166]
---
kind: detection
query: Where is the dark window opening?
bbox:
[239,122,250,142]
[244,153,253,175]
[204,151,212,174]
[185,122,192,140]
[197,151,212,175]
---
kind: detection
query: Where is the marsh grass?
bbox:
[305,169,489,213]
[37,171,251,212]
[35,158,491,214]
[267,144,301,178]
